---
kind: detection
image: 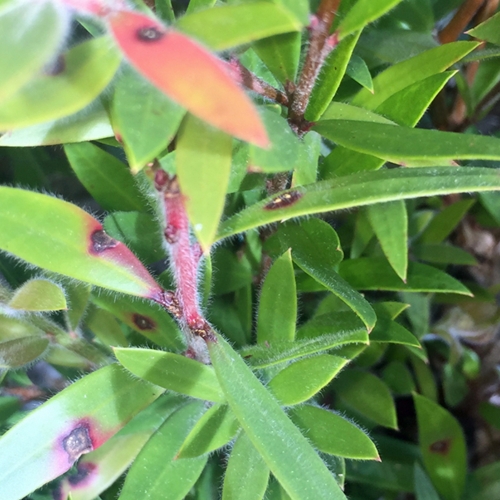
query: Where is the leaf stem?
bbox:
[438,0,485,44]
[288,0,341,134]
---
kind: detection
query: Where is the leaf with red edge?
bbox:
[107,10,268,147]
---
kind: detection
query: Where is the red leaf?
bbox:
[107,10,269,147]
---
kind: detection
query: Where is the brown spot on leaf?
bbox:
[132,313,156,331]
[136,25,165,42]
[264,190,302,210]
[63,425,93,463]
[429,438,451,455]
[90,229,118,254]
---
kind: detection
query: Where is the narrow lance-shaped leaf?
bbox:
[367,200,408,281]
[0,364,164,500]
[414,393,467,500]
[337,0,404,39]
[114,347,225,403]
[0,37,121,130]
[257,249,297,344]
[467,12,500,46]
[0,187,162,299]
[108,9,269,147]
[177,2,303,50]
[65,142,147,213]
[314,120,500,164]
[222,431,270,500]
[177,403,240,458]
[118,401,207,500]
[176,115,233,251]
[209,334,347,499]
[216,167,500,240]
[0,0,67,103]
[290,404,380,460]
[8,279,67,312]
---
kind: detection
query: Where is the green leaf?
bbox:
[85,306,128,347]
[176,115,233,251]
[296,310,365,339]
[268,354,348,405]
[306,32,362,122]
[0,37,120,130]
[333,369,398,428]
[253,32,301,84]
[118,401,207,500]
[60,395,184,500]
[275,0,309,24]
[65,281,92,331]
[414,463,441,500]
[290,404,379,460]
[0,1,66,103]
[0,364,163,499]
[414,393,467,500]
[186,0,216,13]
[243,325,368,368]
[346,54,373,92]
[111,68,185,172]
[65,142,147,212]
[8,279,66,311]
[103,211,166,265]
[0,101,113,147]
[177,2,303,50]
[155,0,175,21]
[351,41,478,110]
[469,461,500,500]
[339,258,471,295]
[467,12,500,46]
[0,187,162,298]
[92,293,184,351]
[208,334,347,500]
[257,249,296,343]
[222,431,270,500]
[249,108,302,174]
[367,200,408,280]
[382,361,416,395]
[418,199,475,244]
[320,102,396,124]
[178,403,240,458]
[217,167,500,240]
[370,310,420,347]
[0,336,49,369]
[413,243,477,266]
[315,120,500,164]
[346,459,414,492]
[114,347,224,403]
[338,0,404,39]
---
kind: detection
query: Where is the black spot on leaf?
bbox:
[136,26,165,42]
[90,230,118,253]
[132,314,156,331]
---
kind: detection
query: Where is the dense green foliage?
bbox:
[1,0,500,499]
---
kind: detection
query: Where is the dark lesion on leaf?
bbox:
[90,229,119,254]
[68,461,97,486]
[429,438,452,455]
[62,425,93,463]
[132,313,156,331]
[136,25,166,42]
[264,190,303,210]
[44,55,66,76]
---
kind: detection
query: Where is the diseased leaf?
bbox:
[209,334,347,499]
[0,187,162,298]
[114,347,224,403]
[414,393,467,500]
[0,364,164,500]
[0,37,120,130]
[108,10,268,147]
[0,1,67,103]
[217,168,500,240]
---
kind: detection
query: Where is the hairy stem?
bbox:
[288,0,341,134]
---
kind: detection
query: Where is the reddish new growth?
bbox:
[153,170,216,356]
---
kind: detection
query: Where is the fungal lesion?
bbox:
[90,229,118,253]
[136,26,165,42]
[264,190,303,210]
[62,425,93,464]
[132,313,156,331]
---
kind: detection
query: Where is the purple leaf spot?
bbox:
[62,425,93,464]
[136,26,165,42]
[90,229,118,254]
